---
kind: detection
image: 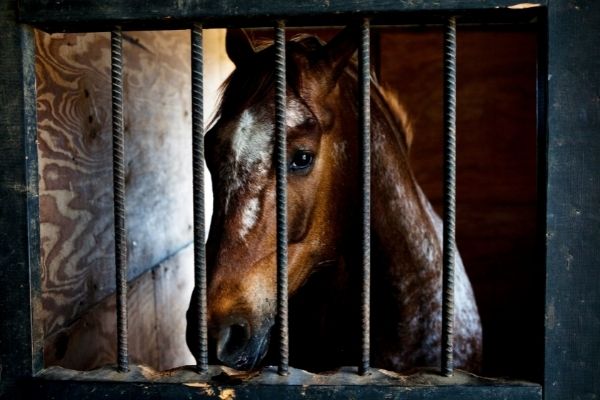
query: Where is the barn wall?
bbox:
[43,246,195,370]
[36,29,233,370]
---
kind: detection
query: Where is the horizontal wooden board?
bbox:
[24,381,543,400]
[36,29,232,345]
[19,0,545,32]
[44,246,195,371]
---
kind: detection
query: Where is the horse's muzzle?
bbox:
[214,316,271,370]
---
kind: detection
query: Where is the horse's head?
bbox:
[203,28,360,370]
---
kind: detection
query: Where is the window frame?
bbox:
[1,1,598,399]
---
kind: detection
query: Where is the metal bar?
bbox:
[274,19,289,376]
[358,18,371,376]
[441,15,457,377]
[191,22,208,373]
[111,26,129,373]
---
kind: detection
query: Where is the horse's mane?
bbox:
[379,85,414,149]
[213,33,414,150]
[339,59,414,153]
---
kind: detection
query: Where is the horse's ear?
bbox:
[226,29,255,67]
[320,25,359,84]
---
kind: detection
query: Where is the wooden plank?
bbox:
[36,29,230,369]
[18,0,546,32]
[0,0,41,396]
[378,27,541,380]
[28,365,542,399]
[153,247,196,370]
[545,1,600,399]
[24,380,543,400]
[43,261,160,370]
[43,245,196,371]
[35,29,195,340]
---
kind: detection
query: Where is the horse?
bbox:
[186,27,482,373]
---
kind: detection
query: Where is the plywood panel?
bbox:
[36,29,232,365]
[43,259,159,369]
[153,246,196,370]
[44,245,195,370]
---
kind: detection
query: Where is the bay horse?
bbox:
[187,27,482,373]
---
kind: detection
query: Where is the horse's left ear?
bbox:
[320,25,360,85]
[226,28,256,67]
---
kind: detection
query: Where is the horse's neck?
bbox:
[327,79,480,370]
[336,88,446,367]
[369,93,443,298]
[337,75,443,285]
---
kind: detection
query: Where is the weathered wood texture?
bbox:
[44,246,196,371]
[26,365,541,400]
[18,0,545,31]
[191,26,539,379]
[545,1,600,399]
[377,28,540,380]
[25,379,542,400]
[36,29,232,370]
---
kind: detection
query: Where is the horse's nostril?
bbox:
[216,320,251,362]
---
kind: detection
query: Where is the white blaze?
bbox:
[286,99,306,128]
[220,109,272,213]
[230,110,272,167]
[239,197,260,240]
[220,99,310,239]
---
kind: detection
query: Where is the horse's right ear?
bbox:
[320,25,360,84]
[226,29,256,67]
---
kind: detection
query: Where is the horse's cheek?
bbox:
[288,180,322,244]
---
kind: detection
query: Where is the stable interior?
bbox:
[36,24,541,381]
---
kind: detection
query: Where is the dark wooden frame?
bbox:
[1,0,598,399]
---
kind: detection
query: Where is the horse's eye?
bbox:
[289,150,314,172]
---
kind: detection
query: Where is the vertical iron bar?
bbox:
[192,22,208,373]
[111,26,128,373]
[358,18,371,376]
[441,16,457,377]
[274,20,289,376]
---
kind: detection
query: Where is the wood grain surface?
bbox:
[36,29,232,370]
[44,245,195,370]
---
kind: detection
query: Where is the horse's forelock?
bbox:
[213,34,325,125]
[213,32,412,159]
